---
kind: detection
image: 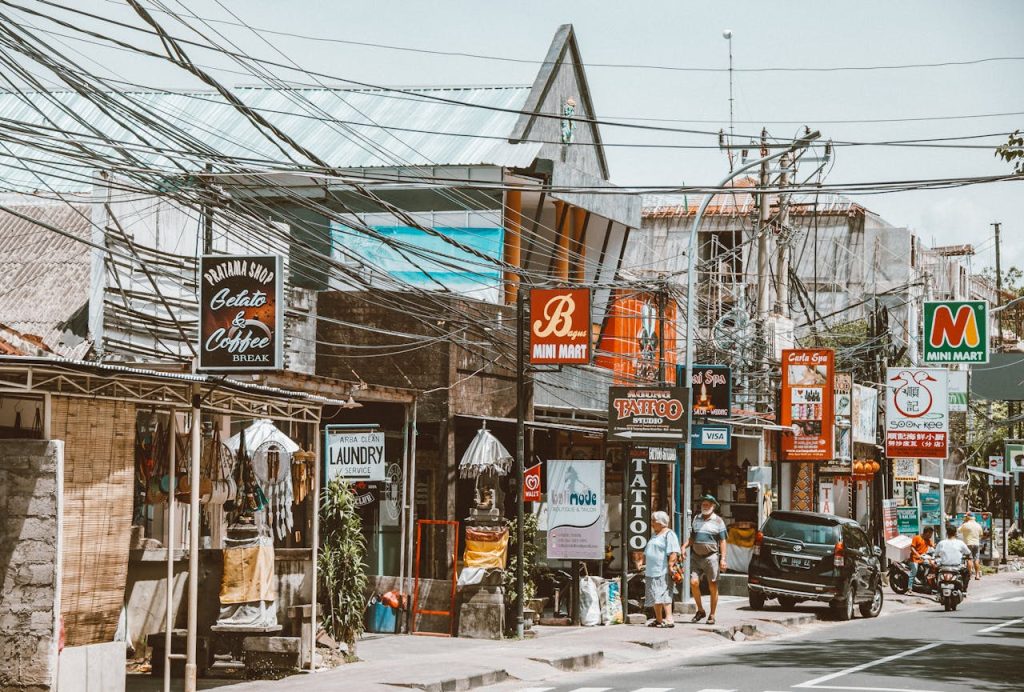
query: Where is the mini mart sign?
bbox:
[529,288,591,364]
[923,301,988,364]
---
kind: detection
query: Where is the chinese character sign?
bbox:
[780,349,835,461]
[885,367,948,459]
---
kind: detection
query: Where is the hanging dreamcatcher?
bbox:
[252,440,295,541]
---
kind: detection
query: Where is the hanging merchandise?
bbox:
[227,420,299,535]
[291,449,314,505]
[253,441,295,541]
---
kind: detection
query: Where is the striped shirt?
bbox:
[692,512,728,547]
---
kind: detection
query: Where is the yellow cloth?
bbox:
[464,527,509,569]
[220,544,276,604]
[728,525,757,548]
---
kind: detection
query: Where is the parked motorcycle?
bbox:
[888,558,935,595]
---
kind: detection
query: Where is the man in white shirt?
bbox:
[935,526,971,592]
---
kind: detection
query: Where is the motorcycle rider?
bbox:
[934,525,971,594]
[909,526,934,590]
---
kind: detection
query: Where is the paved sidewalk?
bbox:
[140,570,1023,692]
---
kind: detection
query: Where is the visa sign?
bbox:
[691,424,731,450]
[923,301,988,364]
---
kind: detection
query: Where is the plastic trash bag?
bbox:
[601,580,623,625]
[579,576,602,626]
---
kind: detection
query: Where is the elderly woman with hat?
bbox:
[642,510,681,627]
[683,494,728,625]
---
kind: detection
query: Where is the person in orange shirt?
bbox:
[909,526,934,589]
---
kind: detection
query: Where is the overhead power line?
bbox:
[97,0,1024,75]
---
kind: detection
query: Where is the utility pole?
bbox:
[756,130,771,412]
[993,222,1003,348]
[774,151,792,317]
[514,289,526,637]
[756,129,771,324]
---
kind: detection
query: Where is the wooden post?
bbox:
[572,207,587,283]
[503,189,523,305]
[554,201,570,282]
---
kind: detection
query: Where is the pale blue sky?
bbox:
[30,1,1024,271]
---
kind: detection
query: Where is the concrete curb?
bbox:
[528,650,604,672]
[393,668,509,692]
[709,613,818,641]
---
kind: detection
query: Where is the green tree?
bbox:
[318,479,368,655]
[995,130,1024,175]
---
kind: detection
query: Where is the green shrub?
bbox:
[1009,537,1024,557]
[318,479,368,655]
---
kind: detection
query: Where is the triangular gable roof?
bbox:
[509,24,610,180]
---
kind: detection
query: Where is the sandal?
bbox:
[648,620,661,627]
[706,615,716,626]
[691,611,706,623]
[659,621,675,628]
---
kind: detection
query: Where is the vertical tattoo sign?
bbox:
[198,255,283,371]
[626,447,651,552]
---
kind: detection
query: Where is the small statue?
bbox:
[476,486,494,511]
[560,97,577,144]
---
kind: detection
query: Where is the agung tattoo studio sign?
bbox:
[198,255,283,371]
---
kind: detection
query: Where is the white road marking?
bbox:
[793,641,941,689]
[692,689,736,692]
[565,688,611,692]
[633,688,675,692]
[797,686,944,691]
[516,688,553,692]
[977,616,1024,633]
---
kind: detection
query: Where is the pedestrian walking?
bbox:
[684,495,728,625]
[957,513,983,581]
[642,510,680,627]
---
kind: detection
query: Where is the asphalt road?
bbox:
[507,584,1024,692]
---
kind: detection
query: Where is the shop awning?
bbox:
[917,475,969,487]
[968,465,1009,479]
[455,413,605,436]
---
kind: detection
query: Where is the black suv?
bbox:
[747,510,883,620]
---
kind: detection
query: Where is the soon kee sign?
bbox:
[885,367,948,459]
[199,255,283,371]
[529,288,591,364]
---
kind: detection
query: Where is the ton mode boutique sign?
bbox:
[198,255,283,371]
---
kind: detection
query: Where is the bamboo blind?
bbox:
[53,397,136,646]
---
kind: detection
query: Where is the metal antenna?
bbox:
[723,29,735,171]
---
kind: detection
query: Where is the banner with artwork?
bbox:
[852,384,879,445]
[780,349,835,461]
[546,459,605,560]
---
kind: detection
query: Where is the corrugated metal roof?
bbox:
[0,201,91,355]
[0,86,542,193]
[642,178,865,220]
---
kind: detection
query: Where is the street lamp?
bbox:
[679,132,819,600]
